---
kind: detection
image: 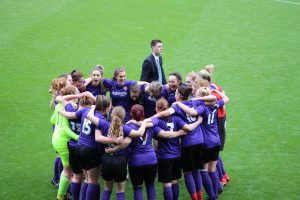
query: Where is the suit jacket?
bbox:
[140,54,167,84]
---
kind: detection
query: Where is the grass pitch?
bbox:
[1,0,300,199]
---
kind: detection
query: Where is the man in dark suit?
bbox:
[140,39,167,84]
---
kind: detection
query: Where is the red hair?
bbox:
[130,104,144,121]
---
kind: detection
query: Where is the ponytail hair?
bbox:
[71,69,84,82]
[130,104,145,121]
[95,95,111,112]
[193,77,210,91]
[196,87,211,97]
[148,81,162,98]
[198,69,211,83]
[79,96,95,107]
[91,64,104,76]
[112,67,125,80]
[156,98,169,112]
[60,85,76,96]
[108,106,125,138]
[169,72,182,83]
[176,85,193,100]
[51,77,67,96]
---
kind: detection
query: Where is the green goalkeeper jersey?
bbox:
[51,103,79,142]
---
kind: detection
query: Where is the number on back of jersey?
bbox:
[82,118,92,135]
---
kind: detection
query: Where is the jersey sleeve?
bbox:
[96,119,109,136]
[123,124,133,137]
[59,104,79,140]
[152,126,162,138]
[65,103,76,112]
[216,100,225,108]
[195,105,205,116]
[173,116,187,130]
[62,119,79,141]
[50,104,60,125]
[151,118,159,126]
[169,105,177,115]
[75,108,85,119]
[127,80,137,87]
[102,78,113,89]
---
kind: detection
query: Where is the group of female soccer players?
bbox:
[49,64,230,200]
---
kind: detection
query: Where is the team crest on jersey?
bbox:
[123,86,128,91]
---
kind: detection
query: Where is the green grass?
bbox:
[1,0,300,199]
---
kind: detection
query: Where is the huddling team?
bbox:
[49,63,230,200]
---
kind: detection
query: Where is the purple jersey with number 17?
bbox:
[196,100,224,149]
[125,123,157,167]
[170,101,204,147]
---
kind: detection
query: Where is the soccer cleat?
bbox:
[220,177,227,187]
[63,192,72,200]
[51,178,59,188]
[218,184,224,195]
[223,174,230,182]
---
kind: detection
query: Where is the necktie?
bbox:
[156,58,163,84]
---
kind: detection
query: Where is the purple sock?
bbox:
[86,183,99,200]
[216,171,222,193]
[80,182,88,200]
[71,182,81,200]
[67,185,72,195]
[96,183,100,200]
[133,186,143,200]
[116,192,125,200]
[101,190,111,200]
[53,157,61,181]
[163,186,173,200]
[209,171,218,197]
[184,172,196,196]
[145,182,156,200]
[192,170,202,193]
[172,183,179,200]
[58,159,63,177]
[216,162,224,180]
[200,171,215,199]
[218,156,226,175]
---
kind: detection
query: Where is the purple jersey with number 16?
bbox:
[170,101,204,147]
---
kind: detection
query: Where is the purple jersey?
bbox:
[170,101,204,147]
[76,107,105,149]
[86,82,106,97]
[103,79,137,122]
[124,123,157,166]
[196,100,225,149]
[65,103,81,147]
[141,85,163,118]
[161,85,176,106]
[152,116,186,159]
[96,122,132,155]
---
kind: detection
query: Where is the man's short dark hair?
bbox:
[151,39,162,48]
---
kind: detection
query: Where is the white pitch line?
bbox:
[275,0,300,5]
